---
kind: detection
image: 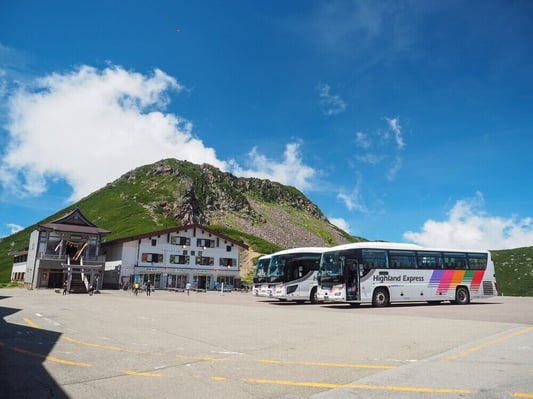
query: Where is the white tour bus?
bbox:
[252,254,272,296]
[267,247,328,303]
[317,242,498,307]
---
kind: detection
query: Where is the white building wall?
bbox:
[121,241,139,280]
[11,262,27,280]
[24,230,40,288]
[132,228,242,289]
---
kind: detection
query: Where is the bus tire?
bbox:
[310,287,318,304]
[454,286,470,305]
[372,288,389,307]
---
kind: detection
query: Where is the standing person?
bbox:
[134,282,139,296]
[186,282,191,296]
[63,279,68,295]
[146,280,151,296]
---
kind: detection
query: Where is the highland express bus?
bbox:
[316,242,498,307]
[267,247,328,303]
[252,254,272,296]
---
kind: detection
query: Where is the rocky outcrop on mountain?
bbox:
[119,159,350,249]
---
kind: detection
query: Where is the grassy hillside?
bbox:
[491,246,533,297]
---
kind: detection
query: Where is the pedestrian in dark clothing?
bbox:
[146,280,151,296]
[63,280,68,295]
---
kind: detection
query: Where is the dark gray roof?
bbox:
[39,208,110,236]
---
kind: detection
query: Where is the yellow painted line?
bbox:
[259,359,282,364]
[23,317,154,354]
[23,317,41,329]
[302,360,395,369]
[259,359,395,369]
[62,336,99,348]
[210,376,227,381]
[123,370,162,377]
[102,345,134,352]
[512,393,533,398]
[241,378,473,394]
[175,354,228,362]
[443,326,533,362]
[12,347,92,367]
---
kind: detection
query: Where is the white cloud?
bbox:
[0,64,319,203]
[337,178,366,213]
[403,192,533,250]
[317,83,346,116]
[386,117,405,150]
[1,65,226,202]
[329,217,350,233]
[356,153,384,165]
[7,223,23,235]
[355,131,371,149]
[353,117,406,180]
[386,155,402,181]
[229,141,316,191]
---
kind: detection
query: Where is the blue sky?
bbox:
[1,0,532,250]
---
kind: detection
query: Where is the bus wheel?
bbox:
[454,287,470,305]
[310,287,318,304]
[372,288,389,307]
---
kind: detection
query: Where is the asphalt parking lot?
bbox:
[1,288,532,399]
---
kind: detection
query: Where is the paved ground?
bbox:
[0,288,532,399]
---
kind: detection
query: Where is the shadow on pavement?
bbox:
[0,296,68,399]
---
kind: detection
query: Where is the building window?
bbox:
[170,255,190,265]
[197,238,215,248]
[196,256,214,266]
[171,236,191,246]
[151,239,157,246]
[219,258,236,267]
[141,253,163,263]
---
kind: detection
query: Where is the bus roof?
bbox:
[270,247,329,256]
[322,242,490,254]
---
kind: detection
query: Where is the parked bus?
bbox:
[267,247,328,303]
[252,254,272,296]
[317,242,498,307]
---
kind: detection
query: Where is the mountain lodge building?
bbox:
[22,208,110,292]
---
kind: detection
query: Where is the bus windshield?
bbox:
[318,252,344,282]
[253,256,270,284]
[267,252,322,283]
[267,254,286,282]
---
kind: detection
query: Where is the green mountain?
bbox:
[0,159,359,282]
[1,158,531,296]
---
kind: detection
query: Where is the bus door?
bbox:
[345,259,360,301]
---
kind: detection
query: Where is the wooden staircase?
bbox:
[69,273,88,293]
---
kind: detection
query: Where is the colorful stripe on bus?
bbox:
[428,270,485,295]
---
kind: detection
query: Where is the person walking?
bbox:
[186,282,191,296]
[134,282,139,296]
[63,279,68,295]
[146,280,151,296]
